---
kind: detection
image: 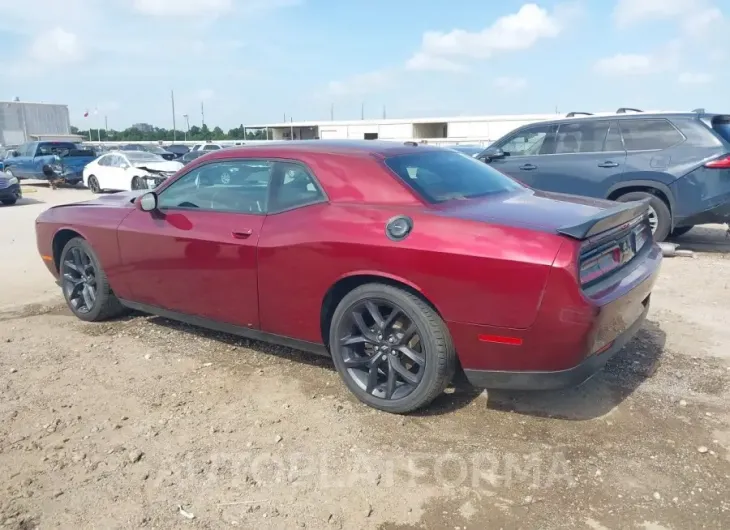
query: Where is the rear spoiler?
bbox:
[557,199,650,240]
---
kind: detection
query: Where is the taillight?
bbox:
[705,155,730,169]
[580,244,622,285]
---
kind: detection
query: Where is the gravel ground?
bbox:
[1,185,729,529]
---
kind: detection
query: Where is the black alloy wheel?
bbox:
[330,283,456,414]
[62,246,98,314]
[59,238,127,322]
[339,299,426,400]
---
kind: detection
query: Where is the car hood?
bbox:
[133,161,183,173]
[435,189,621,234]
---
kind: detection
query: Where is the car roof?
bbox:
[200,140,444,160]
[533,110,725,127]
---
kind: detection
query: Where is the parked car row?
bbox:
[475,109,730,241]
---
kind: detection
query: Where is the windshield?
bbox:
[384,150,523,203]
[125,151,165,163]
[144,145,168,154]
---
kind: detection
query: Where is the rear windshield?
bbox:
[126,151,164,162]
[384,150,523,203]
[712,117,730,143]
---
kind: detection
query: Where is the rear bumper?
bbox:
[463,300,649,390]
[676,200,730,227]
[671,167,730,227]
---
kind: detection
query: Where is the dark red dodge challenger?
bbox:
[36,141,662,413]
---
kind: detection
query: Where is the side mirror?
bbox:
[11,151,20,157]
[481,148,506,162]
[138,192,158,212]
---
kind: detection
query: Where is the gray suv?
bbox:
[478,109,730,241]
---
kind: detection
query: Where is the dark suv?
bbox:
[478,109,730,241]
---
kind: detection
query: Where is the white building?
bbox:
[244,113,563,146]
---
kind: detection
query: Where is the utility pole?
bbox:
[171,90,177,141]
[183,114,190,141]
[104,115,108,133]
[330,103,334,120]
[361,102,364,120]
[382,105,386,119]
[284,112,287,122]
[201,101,205,127]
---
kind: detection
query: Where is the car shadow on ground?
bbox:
[482,319,667,421]
[670,224,730,253]
[3,196,45,206]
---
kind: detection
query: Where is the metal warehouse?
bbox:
[0,101,78,146]
[245,113,562,146]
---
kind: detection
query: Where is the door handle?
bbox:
[231,229,253,239]
[598,161,619,168]
[519,164,537,171]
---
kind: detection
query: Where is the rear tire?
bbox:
[670,226,693,238]
[131,176,147,190]
[615,191,671,242]
[87,175,101,194]
[1,198,17,205]
[59,237,127,322]
[329,283,456,414]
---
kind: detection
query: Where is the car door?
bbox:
[485,123,557,187]
[526,120,628,198]
[116,159,272,327]
[6,143,31,177]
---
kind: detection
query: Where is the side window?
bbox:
[555,121,611,154]
[604,121,624,152]
[15,144,28,157]
[98,155,110,167]
[619,119,684,151]
[203,144,220,151]
[158,160,272,214]
[269,162,326,212]
[498,125,556,156]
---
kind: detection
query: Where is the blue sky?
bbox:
[1,0,726,130]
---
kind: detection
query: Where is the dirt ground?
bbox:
[1,185,729,529]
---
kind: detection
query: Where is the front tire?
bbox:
[1,198,17,205]
[59,237,126,322]
[131,176,147,190]
[329,283,456,414]
[615,191,671,242]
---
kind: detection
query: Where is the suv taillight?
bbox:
[705,155,730,169]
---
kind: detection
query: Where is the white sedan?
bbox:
[82,151,184,193]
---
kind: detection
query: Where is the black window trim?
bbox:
[617,117,686,152]
[155,157,329,216]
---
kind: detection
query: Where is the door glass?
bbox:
[604,121,624,151]
[158,160,272,214]
[98,155,109,167]
[269,162,325,212]
[619,119,684,151]
[555,121,611,153]
[499,125,555,156]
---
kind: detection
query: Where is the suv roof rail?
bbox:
[691,108,706,114]
[616,107,643,114]
[403,141,419,146]
[565,112,593,118]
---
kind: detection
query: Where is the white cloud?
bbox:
[613,0,695,27]
[593,41,680,76]
[132,0,233,16]
[408,3,565,68]
[406,53,467,72]
[327,71,391,97]
[29,27,84,64]
[681,7,724,37]
[493,76,528,91]
[678,72,714,85]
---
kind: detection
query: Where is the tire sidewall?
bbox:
[329,285,444,413]
[59,238,106,322]
[617,191,671,242]
[88,176,99,193]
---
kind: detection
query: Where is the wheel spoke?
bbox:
[64,260,81,273]
[365,360,381,393]
[385,363,397,399]
[397,323,418,346]
[63,272,81,284]
[340,334,373,347]
[81,285,94,309]
[364,301,385,330]
[72,248,84,270]
[382,308,401,334]
[343,355,371,368]
[351,311,377,342]
[391,358,420,386]
[398,346,425,366]
[69,282,84,299]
